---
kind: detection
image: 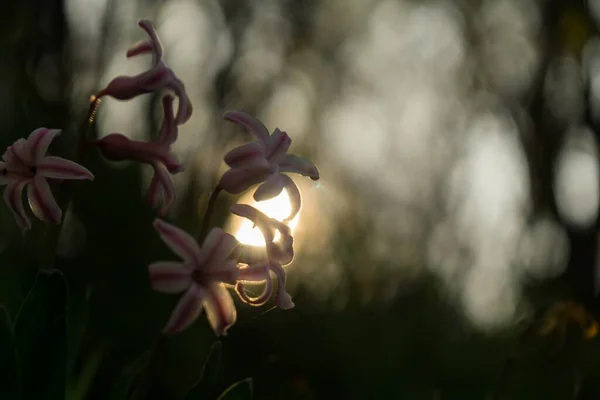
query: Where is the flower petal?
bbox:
[198,228,239,270]
[281,175,301,222]
[203,283,237,336]
[218,166,273,194]
[150,163,175,216]
[96,63,172,100]
[230,204,276,243]
[162,284,206,335]
[126,40,154,58]
[7,139,32,167]
[147,174,163,211]
[27,128,61,162]
[3,180,30,231]
[136,19,163,63]
[235,273,273,307]
[0,162,10,185]
[168,76,193,125]
[224,142,268,169]
[253,173,285,201]
[266,128,291,164]
[153,218,201,264]
[37,156,94,180]
[238,263,270,282]
[205,259,240,285]
[223,110,270,144]
[279,154,319,180]
[158,95,178,146]
[270,263,294,309]
[27,176,61,224]
[148,261,192,293]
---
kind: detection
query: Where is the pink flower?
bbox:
[234,261,294,310]
[230,204,294,265]
[230,204,295,309]
[219,111,319,221]
[96,20,192,125]
[0,128,94,231]
[149,218,241,336]
[93,95,182,215]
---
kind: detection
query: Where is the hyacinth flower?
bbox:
[93,95,182,215]
[230,204,295,309]
[0,128,94,231]
[219,110,319,222]
[149,218,242,336]
[96,19,192,125]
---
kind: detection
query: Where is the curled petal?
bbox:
[224,142,268,169]
[199,228,239,269]
[224,110,270,144]
[37,156,94,180]
[270,263,294,309]
[153,218,201,263]
[237,263,270,282]
[3,180,30,231]
[136,20,163,62]
[253,173,285,201]
[27,176,61,224]
[230,204,275,243]
[267,234,294,266]
[203,283,237,336]
[167,76,193,125]
[218,165,273,194]
[279,154,319,180]
[235,279,273,307]
[281,175,301,222]
[266,129,291,164]
[126,40,154,58]
[150,163,175,216]
[162,284,206,335]
[27,128,61,162]
[147,174,163,211]
[158,95,178,146]
[148,261,192,293]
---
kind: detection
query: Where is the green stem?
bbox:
[199,186,222,241]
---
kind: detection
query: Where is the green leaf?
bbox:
[15,270,68,400]
[0,306,20,399]
[108,351,152,400]
[183,341,222,399]
[216,378,253,400]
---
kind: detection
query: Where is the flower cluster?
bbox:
[0,20,319,338]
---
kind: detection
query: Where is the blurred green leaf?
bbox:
[108,350,152,400]
[216,378,253,400]
[183,341,222,399]
[0,306,20,399]
[15,269,67,400]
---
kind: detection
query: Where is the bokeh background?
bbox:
[3,0,600,398]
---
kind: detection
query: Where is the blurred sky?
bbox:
[61,0,600,331]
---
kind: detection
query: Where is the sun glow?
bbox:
[234,190,299,246]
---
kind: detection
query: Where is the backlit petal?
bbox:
[27,128,60,162]
[148,261,192,293]
[281,174,301,222]
[203,283,237,336]
[253,173,284,201]
[198,228,239,269]
[224,142,268,169]
[218,165,273,194]
[162,284,206,335]
[3,180,30,231]
[266,128,291,163]
[223,110,270,144]
[279,154,319,180]
[270,263,294,309]
[27,176,61,224]
[126,40,153,58]
[235,274,273,307]
[137,19,163,62]
[37,156,94,180]
[153,218,201,264]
